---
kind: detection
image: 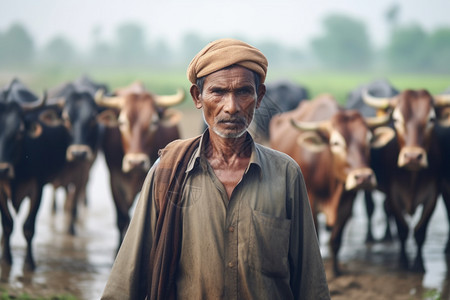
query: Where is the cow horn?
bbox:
[434,94,450,107]
[154,88,185,108]
[362,89,393,109]
[290,118,329,132]
[20,91,47,111]
[95,89,124,109]
[365,113,391,128]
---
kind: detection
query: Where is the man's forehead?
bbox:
[203,66,256,87]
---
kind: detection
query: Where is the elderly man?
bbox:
[101,38,330,300]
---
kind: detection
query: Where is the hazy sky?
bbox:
[1,0,450,51]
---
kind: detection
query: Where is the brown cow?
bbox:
[96,82,185,249]
[363,89,450,272]
[269,94,392,275]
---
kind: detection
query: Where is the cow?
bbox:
[269,94,392,275]
[346,79,399,117]
[346,79,400,242]
[0,78,69,269]
[46,76,108,235]
[434,90,450,254]
[362,89,450,272]
[95,81,185,250]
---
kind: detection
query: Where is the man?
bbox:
[102,38,330,300]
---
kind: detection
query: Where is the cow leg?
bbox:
[363,190,375,243]
[392,212,409,270]
[442,180,450,254]
[111,182,132,251]
[382,197,394,242]
[51,184,58,214]
[308,193,320,239]
[412,195,438,272]
[64,183,77,235]
[22,185,43,270]
[330,191,356,276]
[0,192,13,265]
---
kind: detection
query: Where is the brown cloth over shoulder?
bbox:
[148,136,201,300]
[187,38,268,84]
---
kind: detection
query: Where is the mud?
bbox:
[0,108,449,299]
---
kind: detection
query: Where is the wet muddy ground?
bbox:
[0,108,449,299]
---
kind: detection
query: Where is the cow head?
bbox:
[363,89,448,170]
[0,92,60,180]
[291,110,393,190]
[96,82,185,173]
[59,91,100,162]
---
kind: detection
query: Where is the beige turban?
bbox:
[187,38,268,84]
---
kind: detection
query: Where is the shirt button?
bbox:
[228,226,235,233]
[228,262,234,268]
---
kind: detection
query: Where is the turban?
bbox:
[187,38,268,84]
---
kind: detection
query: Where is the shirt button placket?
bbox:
[224,221,238,298]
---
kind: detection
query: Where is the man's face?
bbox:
[191,66,265,139]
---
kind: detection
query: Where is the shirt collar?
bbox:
[185,130,263,179]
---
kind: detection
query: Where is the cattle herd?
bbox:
[0,76,450,279]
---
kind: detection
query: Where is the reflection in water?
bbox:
[0,154,449,299]
[320,190,450,298]
[0,154,118,299]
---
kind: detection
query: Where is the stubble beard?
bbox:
[202,109,255,139]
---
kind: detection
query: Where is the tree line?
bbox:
[1,6,450,73]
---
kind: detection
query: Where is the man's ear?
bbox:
[190,85,202,109]
[256,84,266,109]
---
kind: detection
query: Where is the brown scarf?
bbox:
[147,135,201,300]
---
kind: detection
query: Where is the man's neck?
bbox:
[204,130,252,164]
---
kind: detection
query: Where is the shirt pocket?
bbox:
[248,209,291,278]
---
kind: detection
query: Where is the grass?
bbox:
[0,290,77,300]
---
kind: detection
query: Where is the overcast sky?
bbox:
[1,0,450,51]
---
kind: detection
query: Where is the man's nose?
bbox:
[223,93,239,114]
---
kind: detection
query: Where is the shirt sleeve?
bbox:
[101,161,159,300]
[289,165,330,300]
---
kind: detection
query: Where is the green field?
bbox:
[1,67,450,107]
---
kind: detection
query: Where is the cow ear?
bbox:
[371,126,395,148]
[97,109,119,127]
[39,109,63,127]
[160,108,183,127]
[297,131,328,152]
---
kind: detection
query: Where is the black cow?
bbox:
[363,89,449,272]
[0,78,69,268]
[435,89,450,254]
[47,76,108,235]
[346,79,399,117]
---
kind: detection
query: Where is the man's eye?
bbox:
[211,89,225,95]
[237,88,252,95]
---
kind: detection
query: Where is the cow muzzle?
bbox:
[0,162,15,179]
[345,168,377,191]
[398,146,428,170]
[66,145,95,162]
[122,153,151,173]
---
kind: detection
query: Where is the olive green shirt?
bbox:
[102,132,330,300]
